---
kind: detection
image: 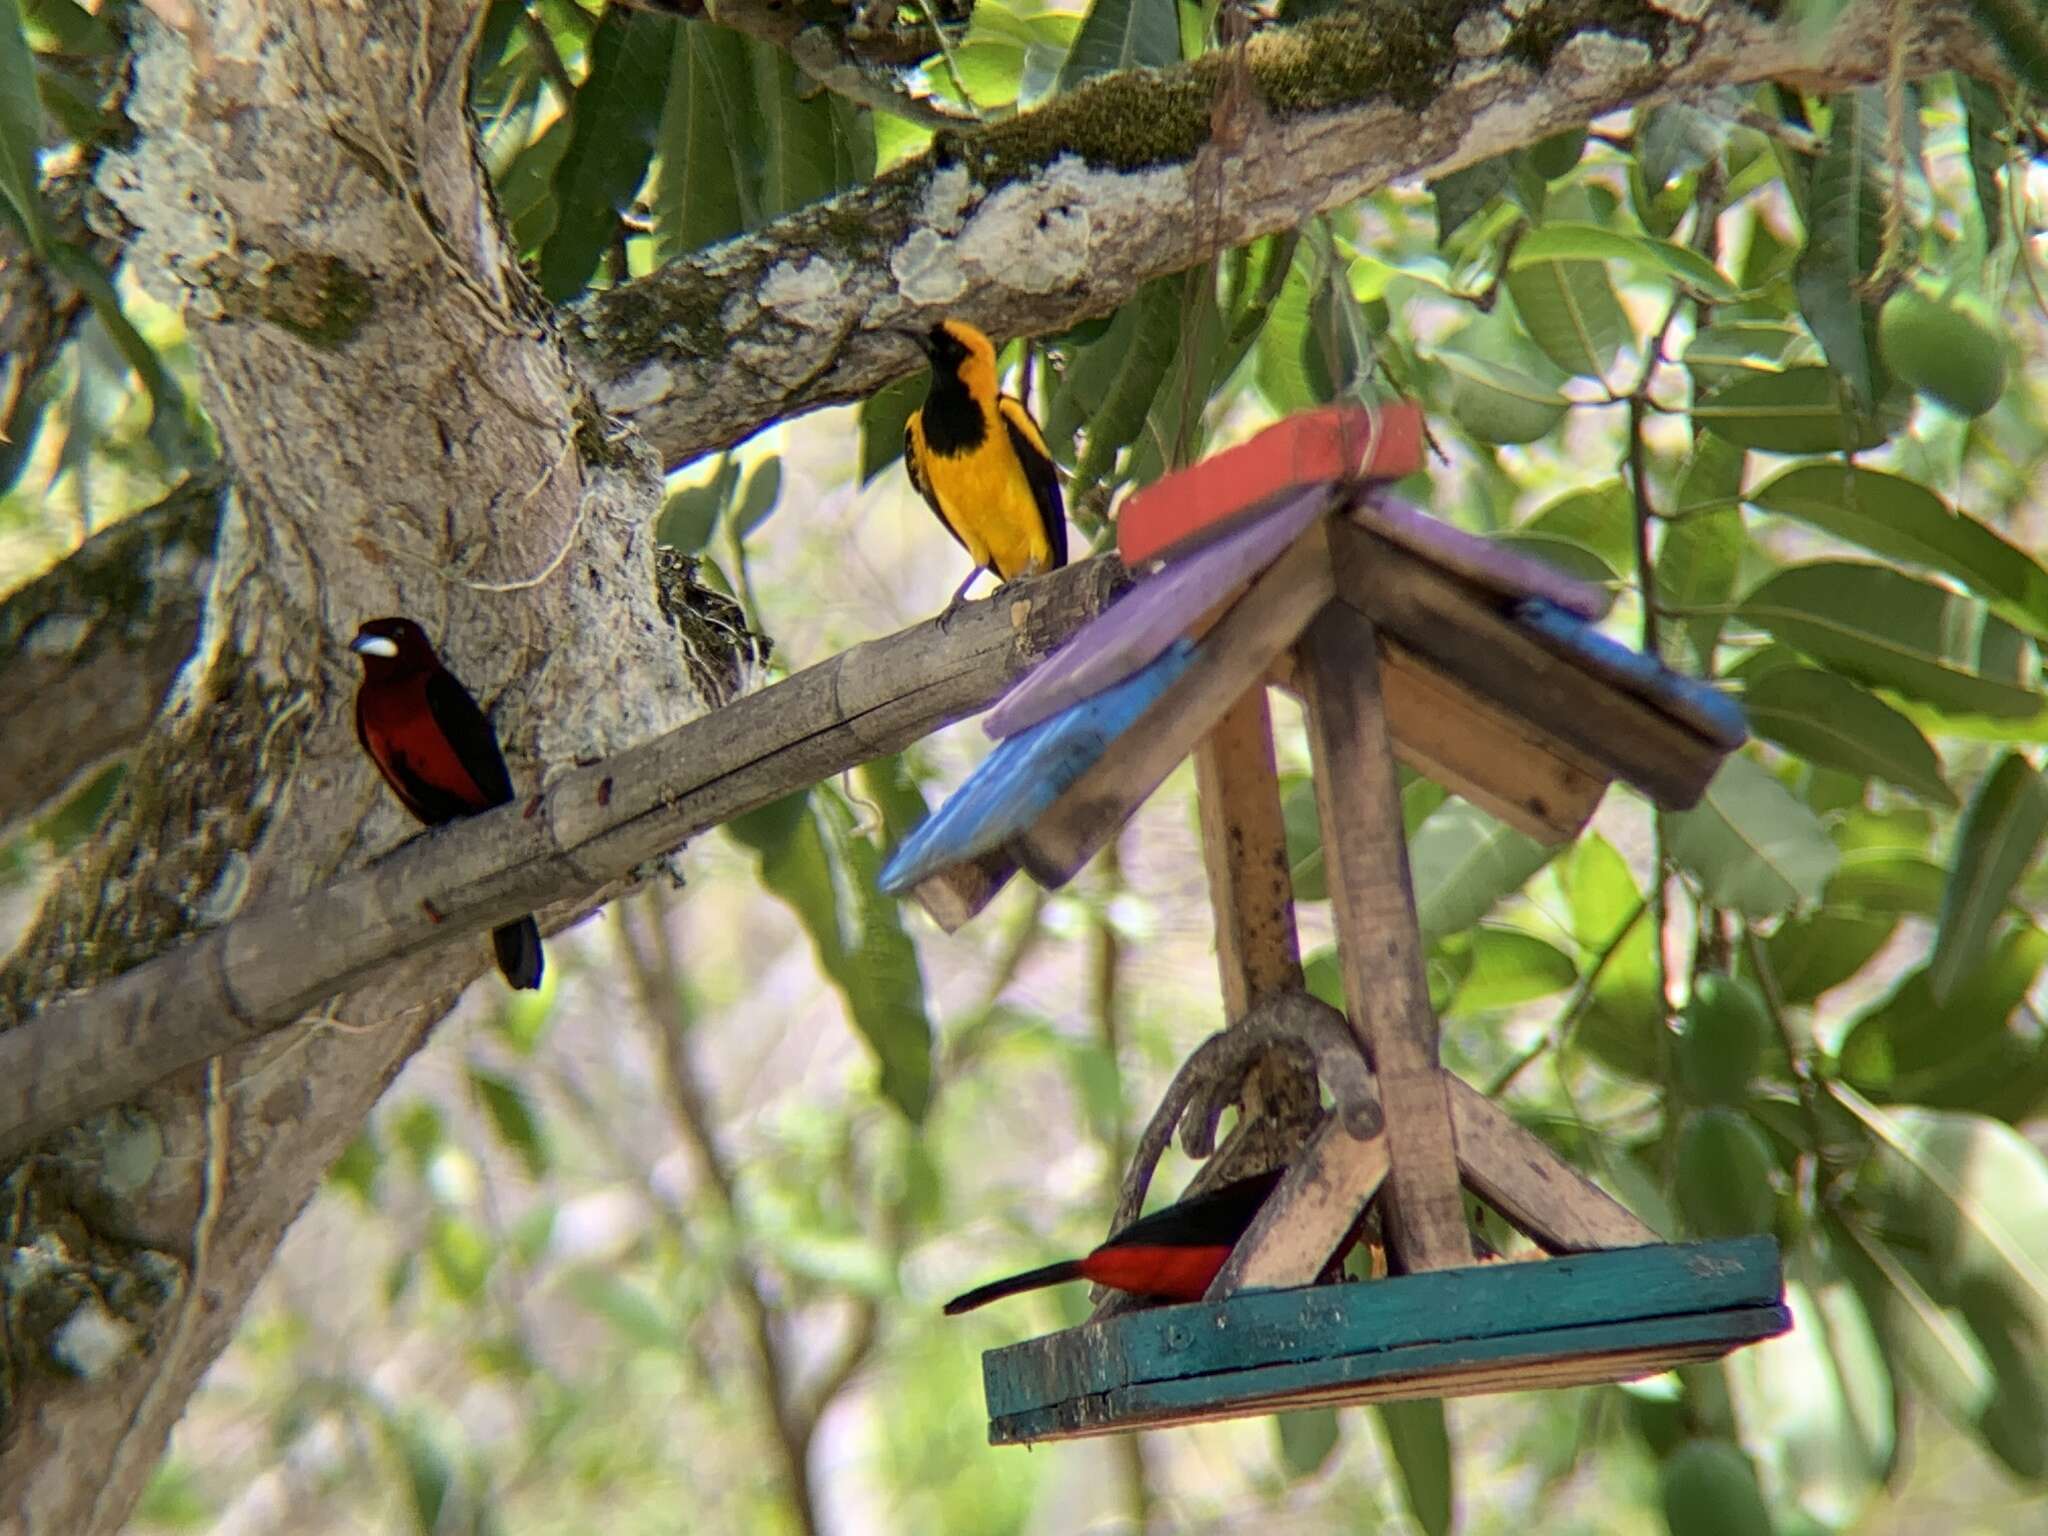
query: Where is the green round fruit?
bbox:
[1675,1108,1777,1238]
[1660,1439,1775,1536]
[1879,288,2008,417]
[1678,974,1769,1106]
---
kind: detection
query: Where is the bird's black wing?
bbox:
[1105,1167,1285,1250]
[999,395,1067,570]
[424,667,517,810]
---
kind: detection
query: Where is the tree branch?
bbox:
[0,474,223,833]
[0,556,1122,1165]
[574,0,1999,472]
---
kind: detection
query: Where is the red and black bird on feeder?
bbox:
[350,617,543,991]
[945,1168,1282,1314]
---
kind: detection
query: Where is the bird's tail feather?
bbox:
[943,1259,1085,1315]
[493,916,544,991]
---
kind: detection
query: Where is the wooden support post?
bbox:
[1446,1077,1658,1251]
[1193,686,1303,1014]
[1207,1113,1389,1294]
[1297,601,1470,1273]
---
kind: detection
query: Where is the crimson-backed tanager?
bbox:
[350,617,543,991]
[902,319,1067,613]
[944,1168,1282,1314]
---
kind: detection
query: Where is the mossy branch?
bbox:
[574,0,1998,472]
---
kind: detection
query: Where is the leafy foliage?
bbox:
[6,4,2048,1534]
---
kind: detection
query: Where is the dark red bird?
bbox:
[944,1168,1282,1315]
[350,617,543,991]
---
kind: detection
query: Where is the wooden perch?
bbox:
[0,558,1122,1164]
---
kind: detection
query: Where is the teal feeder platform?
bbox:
[983,1238,1790,1443]
[882,419,1783,1441]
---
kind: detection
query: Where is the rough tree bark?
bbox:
[0,1,2002,1530]
[0,3,715,1526]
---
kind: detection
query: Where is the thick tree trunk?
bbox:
[0,5,715,1527]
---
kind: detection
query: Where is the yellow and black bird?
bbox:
[902,319,1067,615]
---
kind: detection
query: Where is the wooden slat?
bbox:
[1193,686,1302,1016]
[986,488,1329,740]
[1446,1075,1660,1252]
[989,1306,1790,1442]
[1297,602,1469,1272]
[1354,491,1610,620]
[912,849,1017,934]
[1376,637,1608,843]
[1329,516,1728,811]
[1265,637,1612,843]
[877,641,1197,895]
[1010,526,1337,890]
[1118,403,1424,566]
[1513,594,1747,749]
[983,1236,1784,1416]
[1207,1114,1389,1295]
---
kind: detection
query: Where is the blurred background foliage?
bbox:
[5,0,2048,1530]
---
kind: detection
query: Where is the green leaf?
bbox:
[1838,924,2048,1120]
[1434,349,1569,445]
[1506,259,1630,380]
[1052,279,1181,488]
[561,1268,679,1351]
[1668,753,1839,917]
[1931,751,2048,1002]
[1409,800,1554,942]
[327,1131,382,1206]
[1373,1399,1453,1536]
[1738,562,2040,719]
[1681,320,1816,394]
[1273,1408,1341,1477]
[652,20,753,258]
[860,375,923,485]
[1724,1273,1894,1519]
[1563,835,1660,1081]
[1746,463,2048,638]
[536,7,673,301]
[467,1067,549,1179]
[382,1410,457,1536]
[1960,76,2009,249]
[1849,1097,2048,1324]
[0,0,49,252]
[45,245,202,467]
[752,40,860,219]
[1761,906,1895,1007]
[427,1212,495,1301]
[1526,478,1636,571]
[1793,89,1887,405]
[1510,222,1738,301]
[1742,666,1954,804]
[1693,367,1890,454]
[727,786,934,1119]
[1451,928,1576,1011]
[1658,437,1747,668]
[1431,155,1512,248]
[1968,0,2048,96]
[655,456,737,553]
[734,454,783,537]
[1830,1212,1996,1443]
[1054,0,1178,89]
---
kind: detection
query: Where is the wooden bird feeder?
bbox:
[879,402,1787,1443]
